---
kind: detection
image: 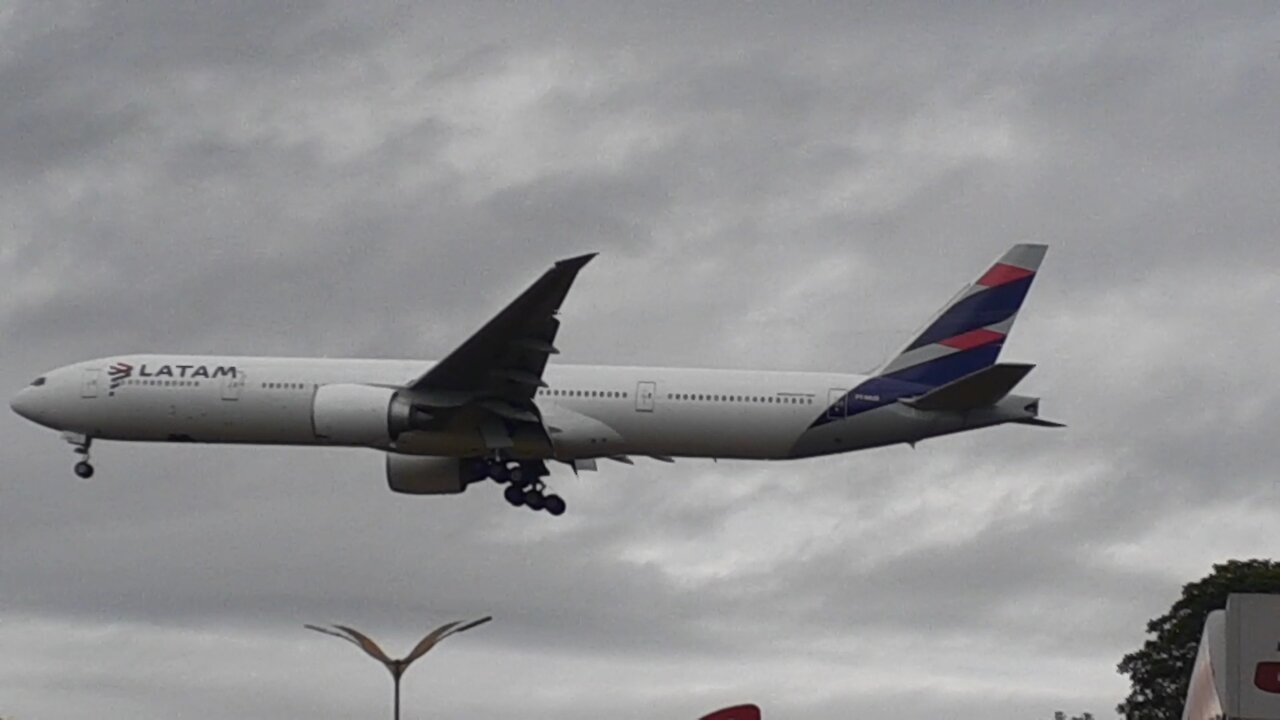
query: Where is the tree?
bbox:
[1116,558,1280,720]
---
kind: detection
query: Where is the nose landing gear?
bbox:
[62,432,94,479]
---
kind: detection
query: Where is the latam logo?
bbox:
[108,362,237,390]
[1256,662,1280,694]
[699,705,761,720]
[107,362,134,389]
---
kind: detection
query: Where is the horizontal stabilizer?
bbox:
[1012,417,1066,428]
[904,362,1034,411]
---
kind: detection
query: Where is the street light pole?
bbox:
[393,670,401,720]
[305,616,492,720]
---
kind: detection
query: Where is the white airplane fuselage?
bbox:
[9,354,1035,462]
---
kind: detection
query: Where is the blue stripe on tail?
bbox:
[882,343,1005,386]
[906,276,1034,350]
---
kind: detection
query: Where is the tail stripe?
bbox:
[883,344,1003,386]
[939,327,1005,351]
[905,275,1035,350]
[977,262,1035,287]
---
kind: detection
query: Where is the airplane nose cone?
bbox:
[10,387,37,421]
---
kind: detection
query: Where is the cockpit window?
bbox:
[30,376,46,387]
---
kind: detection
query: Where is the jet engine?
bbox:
[311,383,430,445]
[386,454,469,495]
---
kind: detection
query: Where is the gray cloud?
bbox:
[2,2,1278,719]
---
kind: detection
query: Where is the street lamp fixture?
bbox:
[305,616,492,720]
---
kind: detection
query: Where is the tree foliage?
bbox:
[1117,558,1280,720]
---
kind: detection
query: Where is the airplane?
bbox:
[10,244,1060,516]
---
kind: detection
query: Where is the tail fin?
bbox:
[874,244,1047,388]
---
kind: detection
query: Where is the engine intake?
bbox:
[311,383,431,445]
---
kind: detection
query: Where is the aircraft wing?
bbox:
[403,253,595,449]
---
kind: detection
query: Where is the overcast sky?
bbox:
[2,3,1278,719]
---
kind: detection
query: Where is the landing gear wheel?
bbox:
[524,488,546,510]
[465,460,490,484]
[63,433,94,479]
[543,494,566,516]
[487,461,511,484]
[503,485,526,506]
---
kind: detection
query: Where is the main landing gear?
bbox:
[471,457,567,516]
[63,433,94,479]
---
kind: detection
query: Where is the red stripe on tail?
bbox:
[938,328,1005,351]
[977,263,1034,287]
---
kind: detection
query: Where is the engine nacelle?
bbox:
[386,454,468,495]
[311,383,428,446]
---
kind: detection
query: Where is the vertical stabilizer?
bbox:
[875,244,1047,387]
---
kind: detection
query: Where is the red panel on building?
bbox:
[1256,662,1280,693]
[699,704,762,720]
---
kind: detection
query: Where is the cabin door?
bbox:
[222,373,245,401]
[635,381,656,412]
[80,368,101,399]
